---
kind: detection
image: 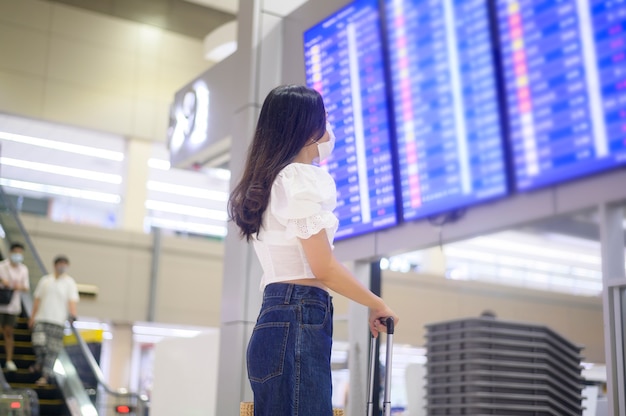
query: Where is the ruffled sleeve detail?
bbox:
[270,164,338,240]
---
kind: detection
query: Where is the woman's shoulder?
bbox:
[270,163,338,224]
[277,163,334,184]
[270,163,337,216]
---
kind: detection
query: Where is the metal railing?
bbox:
[68,321,149,415]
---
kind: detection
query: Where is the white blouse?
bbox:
[252,163,339,290]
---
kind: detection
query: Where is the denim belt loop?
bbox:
[284,284,294,304]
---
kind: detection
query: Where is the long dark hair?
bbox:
[228,85,326,241]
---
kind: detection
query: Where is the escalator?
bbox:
[0,186,149,415]
[2,315,66,414]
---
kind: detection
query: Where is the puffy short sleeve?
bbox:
[270,164,339,240]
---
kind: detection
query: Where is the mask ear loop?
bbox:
[309,125,327,145]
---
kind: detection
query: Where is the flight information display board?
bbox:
[591,0,626,166]
[496,0,626,191]
[303,0,398,239]
[384,0,508,221]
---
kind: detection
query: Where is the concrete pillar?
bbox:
[215,1,286,414]
[107,323,134,390]
[599,203,626,416]
[347,261,373,416]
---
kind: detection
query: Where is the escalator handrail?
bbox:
[68,321,149,405]
[0,186,48,276]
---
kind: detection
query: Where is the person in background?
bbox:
[229,85,399,415]
[28,255,79,385]
[0,242,30,371]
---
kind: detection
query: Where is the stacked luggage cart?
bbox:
[425,316,584,415]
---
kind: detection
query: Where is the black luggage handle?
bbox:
[367,317,394,416]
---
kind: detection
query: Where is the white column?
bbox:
[347,261,372,416]
[599,203,626,416]
[215,1,285,414]
[107,323,133,390]
[122,139,151,232]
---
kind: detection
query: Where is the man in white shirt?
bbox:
[28,255,79,385]
[0,242,30,372]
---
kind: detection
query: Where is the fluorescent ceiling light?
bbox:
[146,217,227,237]
[0,178,121,204]
[446,246,600,279]
[0,157,122,184]
[147,161,230,181]
[147,181,228,201]
[133,334,165,344]
[0,132,124,161]
[145,200,227,221]
[72,320,110,331]
[133,325,202,338]
[148,158,171,170]
[445,247,496,263]
[464,236,601,266]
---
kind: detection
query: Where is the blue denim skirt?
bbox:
[247,283,334,415]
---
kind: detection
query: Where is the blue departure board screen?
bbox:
[591,1,626,165]
[384,0,508,221]
[496,0,626,191]
[303,0,398,240]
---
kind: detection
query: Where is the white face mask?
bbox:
[317,122,336,163]
[10,253,23,264]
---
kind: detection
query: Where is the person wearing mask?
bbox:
[228,85,399,415]
[0,242,30,371]
[28,255,79,385]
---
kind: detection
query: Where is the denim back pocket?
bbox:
[247,321,290,383]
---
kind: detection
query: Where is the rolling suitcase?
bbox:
[368,317,395,416]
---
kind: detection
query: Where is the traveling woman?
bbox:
[229,84,399,415]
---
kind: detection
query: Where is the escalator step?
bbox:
[6,328,30,335]
[0,340,32,346]
[39,399,70,416]
[4,369,41,384]
[0,355,36,370]
[0,340,34,352]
